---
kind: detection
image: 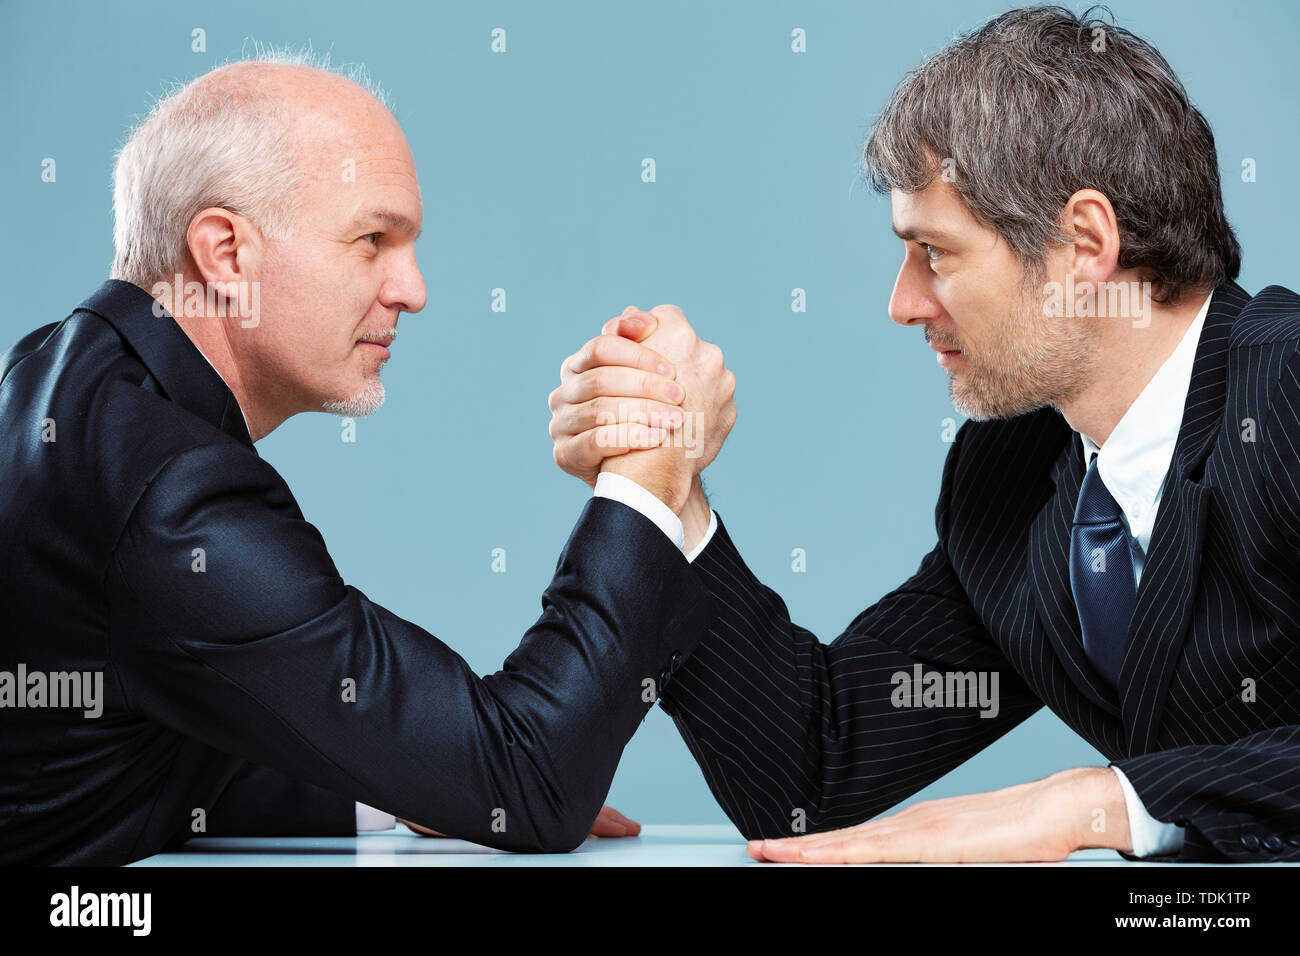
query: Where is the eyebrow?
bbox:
[349,208,423,240]
[891,224,957,245]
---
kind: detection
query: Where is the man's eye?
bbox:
[361,233,381,245]
[923,243,944,262]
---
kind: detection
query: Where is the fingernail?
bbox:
[622,315,644,332]
[666,384,684,402]
[665,410,683,427]
[622,306,637,316]
[658,362,675,378]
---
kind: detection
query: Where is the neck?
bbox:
[147,273,289,442]
[1058,283,1212,448]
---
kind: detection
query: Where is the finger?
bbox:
[600,305,642,337]
[400,819,449,838]
[587,818,629,838]
[552,367,685,409]
[759,823,873,850]
[596,805,641,835]
[753,837,856,864]
[563,332,676,381]
[554,424,668,477]
[601,309,660,343]
[795,837,901,864]
[552,397,684,441]
[587,808,633,838]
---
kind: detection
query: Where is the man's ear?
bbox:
[186,207,262,292]
[1061,189,1120,286]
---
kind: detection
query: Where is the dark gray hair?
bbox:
[863,5,1241,304]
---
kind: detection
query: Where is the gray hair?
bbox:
[110,45,388,287]
[863,5,1241,304]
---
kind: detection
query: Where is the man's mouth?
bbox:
[928,341,963,368]
[358,329,397,357]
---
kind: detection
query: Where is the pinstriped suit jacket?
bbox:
[658,278,1300,862]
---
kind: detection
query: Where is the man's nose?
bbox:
[887,256,942,328]
[383,251,427,315]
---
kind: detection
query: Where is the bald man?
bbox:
[0,55,734,865]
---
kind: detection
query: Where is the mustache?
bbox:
[359,327,398,344]
[924,326,961,351]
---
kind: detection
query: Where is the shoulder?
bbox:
[1229,284,1300,350]
[1,307,271,551]
[946,407,1073,489]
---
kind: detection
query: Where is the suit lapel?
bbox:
[1118,279,1250,753]
[1027,432,1123,716]
[74,279,255,450]
[1025,279,1252,733]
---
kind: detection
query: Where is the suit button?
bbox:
[1263,835,1283,853]
[1286,834,1300,847]
[656,652,684,698]
[1240,834,1260,851]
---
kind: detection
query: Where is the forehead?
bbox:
[294,103,422,226]
[889,178,975,243]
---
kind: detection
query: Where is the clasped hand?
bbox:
[548,305,737,515]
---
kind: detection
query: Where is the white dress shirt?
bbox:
[1072,289,1213,857]
[602,290,1214,859]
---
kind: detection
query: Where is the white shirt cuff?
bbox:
[1111,766,1184,857]
[593,472,684,550]
[684,510,718,563]
[355,802,397,832]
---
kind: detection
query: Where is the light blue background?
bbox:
[3,0,1297,826]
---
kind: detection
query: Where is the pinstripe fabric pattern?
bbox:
[659,279,1300,862]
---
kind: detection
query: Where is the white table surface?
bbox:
[129,824,1217,866]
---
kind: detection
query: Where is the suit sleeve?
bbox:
[657,426,1043,839]
[204,762,356,837]
[107,443,714,853]
[1112,343,1300,863]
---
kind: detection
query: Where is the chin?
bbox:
[321,379,386,418]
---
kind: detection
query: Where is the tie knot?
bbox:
[1074,458,1122,525]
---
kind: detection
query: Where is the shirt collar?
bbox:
[73,279,255,449]
[1078,290,1215,514]
[192,344,254,441]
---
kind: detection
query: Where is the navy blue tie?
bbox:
[1069,456,1137,689]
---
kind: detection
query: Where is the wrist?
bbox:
[602,456,691,514]
[680,477,711,550]
[1055,766,1131,853]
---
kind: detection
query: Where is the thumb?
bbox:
[602,307,659,342]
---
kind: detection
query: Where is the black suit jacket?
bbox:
[659,278,1300,862]
[0,279,713,865]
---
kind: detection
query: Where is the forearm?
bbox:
[680,476,712,554]
[1113,730,1300,861]
[659,517,1042,839]
[113,446,717,855]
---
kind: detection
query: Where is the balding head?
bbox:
[111,52,400,286]
[112,50,427,440]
